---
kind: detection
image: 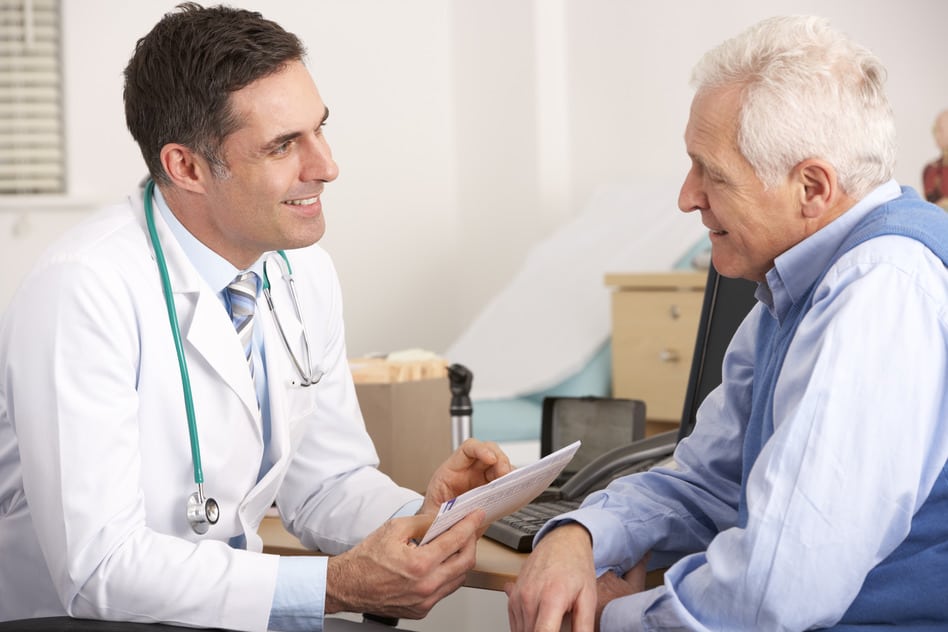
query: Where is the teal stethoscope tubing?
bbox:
[145,178,219,534]
[144,179,205,487]
[143,179,319,532]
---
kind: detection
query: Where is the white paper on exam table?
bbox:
[419,440,581,545]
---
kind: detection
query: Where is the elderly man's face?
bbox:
[677,86,807,282]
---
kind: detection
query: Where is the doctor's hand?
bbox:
[324,508,485,620]
[506,523,597,632]
[420,438,512,517]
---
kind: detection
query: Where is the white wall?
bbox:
[2,0,946,358]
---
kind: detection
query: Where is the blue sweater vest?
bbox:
[736,188,948,628]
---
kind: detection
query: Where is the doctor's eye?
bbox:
[272,140,295,156]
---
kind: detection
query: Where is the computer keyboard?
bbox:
[484,498,582,552]
[485,452,674,552]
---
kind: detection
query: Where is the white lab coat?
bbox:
[0,189,420,630]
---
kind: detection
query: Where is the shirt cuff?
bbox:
[269,555,328,631]
[393,498,424,518]
[600,587,665,632]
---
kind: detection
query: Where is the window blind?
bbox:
[0,0,64,195]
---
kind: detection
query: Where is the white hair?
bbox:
[691,15,896,198]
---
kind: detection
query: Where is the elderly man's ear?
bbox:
[795,159,839,220]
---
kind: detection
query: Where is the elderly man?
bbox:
[508,15,948,632]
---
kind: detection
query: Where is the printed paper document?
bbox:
[419,440,581,545]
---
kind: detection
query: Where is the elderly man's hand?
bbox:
[506,523,597,632]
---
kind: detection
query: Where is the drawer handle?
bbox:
[659,349,680,363]
[669,304,681,319]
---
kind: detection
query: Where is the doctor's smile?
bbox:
[284,195,322,207]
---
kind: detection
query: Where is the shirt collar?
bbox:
[152,185,264,295]
[761,179,902,320]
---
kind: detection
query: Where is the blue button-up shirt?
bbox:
[541,180,948,630]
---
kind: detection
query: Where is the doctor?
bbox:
[0,4,510,631]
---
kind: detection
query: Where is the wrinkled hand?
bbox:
[506,523,597,632]
[325,509,485,619]
[420,438,513,516]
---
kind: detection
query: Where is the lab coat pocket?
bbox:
[282,383,317,449]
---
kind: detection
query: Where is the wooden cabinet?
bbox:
[605,272,707,435]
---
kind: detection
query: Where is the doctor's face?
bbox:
[198,60,339,269]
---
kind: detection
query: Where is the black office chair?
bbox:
[483,263,759,552]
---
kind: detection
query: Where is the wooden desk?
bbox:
[260,517,664,593]
[258,516,527,591]
[259,515,319,557]
[466,536,527,591]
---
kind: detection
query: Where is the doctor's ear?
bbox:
[159,144,212,194]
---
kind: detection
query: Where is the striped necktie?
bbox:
[226,272,259,383]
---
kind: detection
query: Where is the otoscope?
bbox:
[447,363,473,450]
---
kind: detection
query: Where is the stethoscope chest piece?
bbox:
[187,487,220,535]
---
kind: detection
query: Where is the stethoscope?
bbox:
[143,178,321,534]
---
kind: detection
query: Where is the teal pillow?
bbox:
[470,234,710,444]
[472,341,612,442]
[470,398,545,443]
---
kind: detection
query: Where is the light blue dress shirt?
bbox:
[153,188,422,631]
[540,180,948,630]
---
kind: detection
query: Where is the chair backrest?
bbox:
[540,395,646,483]
[556,263,759,499]
[677,264,758,440]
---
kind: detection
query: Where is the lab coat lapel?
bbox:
[235,314,289,550]
[135,190,262,423]
[186,290,262,421]
[234,253,324,549]
[240,268,312,514]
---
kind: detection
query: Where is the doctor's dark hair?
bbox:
[123,3,306,185]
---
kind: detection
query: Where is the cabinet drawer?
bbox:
[610,287,703,423]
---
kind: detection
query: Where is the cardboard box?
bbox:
[355,376,453,494]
